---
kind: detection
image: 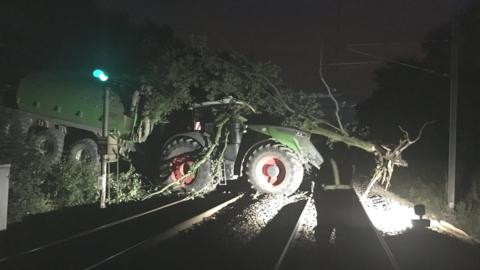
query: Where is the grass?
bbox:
[390,170,480,241]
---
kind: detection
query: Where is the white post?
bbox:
[100,87,110,209]
[0,164,11,231]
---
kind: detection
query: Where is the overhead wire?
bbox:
[346,45,449,78]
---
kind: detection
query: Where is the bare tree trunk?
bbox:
[307,122,433,198]
[308,126,377,153]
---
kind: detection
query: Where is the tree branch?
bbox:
[246,72,295,114]
[209,54,295,114]
[397,121,435,152]
[308,126,377,153]
[318,44,348,136]
[361,121,435,198]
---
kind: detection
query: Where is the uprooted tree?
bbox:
[141,37,431,198]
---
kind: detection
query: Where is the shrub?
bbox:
[455,201,480,239]
[3,145,54,223]
[1,130,146,222]
[107,168,147,204]
[42,160,99,208]
[7,167,53,223]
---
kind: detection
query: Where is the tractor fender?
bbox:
[247,125,324,169]
[161,131,210,153]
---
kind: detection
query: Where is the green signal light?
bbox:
[92,69,109,82]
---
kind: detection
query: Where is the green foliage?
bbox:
[0,128,51,222]
[42,160,99,208]
[3,151,53,222]
[5,153,99,222]
[139,46,195,122]
[140,37,330,129]
[282,91,327,129]
[0,129,145,222]
[7,164,53,223]
[107,168,147,204]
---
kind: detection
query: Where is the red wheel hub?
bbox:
[256,155,286,186]
[170,155,195,185]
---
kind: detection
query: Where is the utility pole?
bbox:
[447,16,459,210]
[100,87,110,208]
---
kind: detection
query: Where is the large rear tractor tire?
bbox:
[246,143,304,195]
[68,138,100,168]
[1,113,32,139]
[29,128,65,165]
[159,137,214,194]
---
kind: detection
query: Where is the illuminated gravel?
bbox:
[226,192,309,245]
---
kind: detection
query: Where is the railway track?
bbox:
[1,185,402,270]
[0,192,243,269]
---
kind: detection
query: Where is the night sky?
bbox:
[97,0,462,103]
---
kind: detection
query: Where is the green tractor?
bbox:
[158,98,324,195]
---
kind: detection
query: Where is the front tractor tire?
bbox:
[30,128,65,165]
[159,137,214,194]
[246,143,304,195]
[68,138,100,168]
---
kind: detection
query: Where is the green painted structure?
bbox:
[16,71,134,136]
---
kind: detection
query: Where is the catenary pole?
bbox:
[447,15,459,210]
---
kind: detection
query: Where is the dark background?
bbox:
[96,0,460,102]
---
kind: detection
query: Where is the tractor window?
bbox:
[192,105,230,133]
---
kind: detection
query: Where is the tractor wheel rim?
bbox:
[75,149,92,162]
[170,155,195,185]
[256,155,287,186]
[38,138,52,155]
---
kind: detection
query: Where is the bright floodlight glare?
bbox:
[354,185,417,235]
[92,69,109,82]
[363,197,417,235]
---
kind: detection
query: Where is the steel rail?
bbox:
[84,194,244,270]
[366,208,402,270]
[274,189,401,270]
[274,197,311,270]
[0,197,191,263]
[355,191,402,270]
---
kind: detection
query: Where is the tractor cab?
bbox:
[159,97,323,196]
[190,97,247,134]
